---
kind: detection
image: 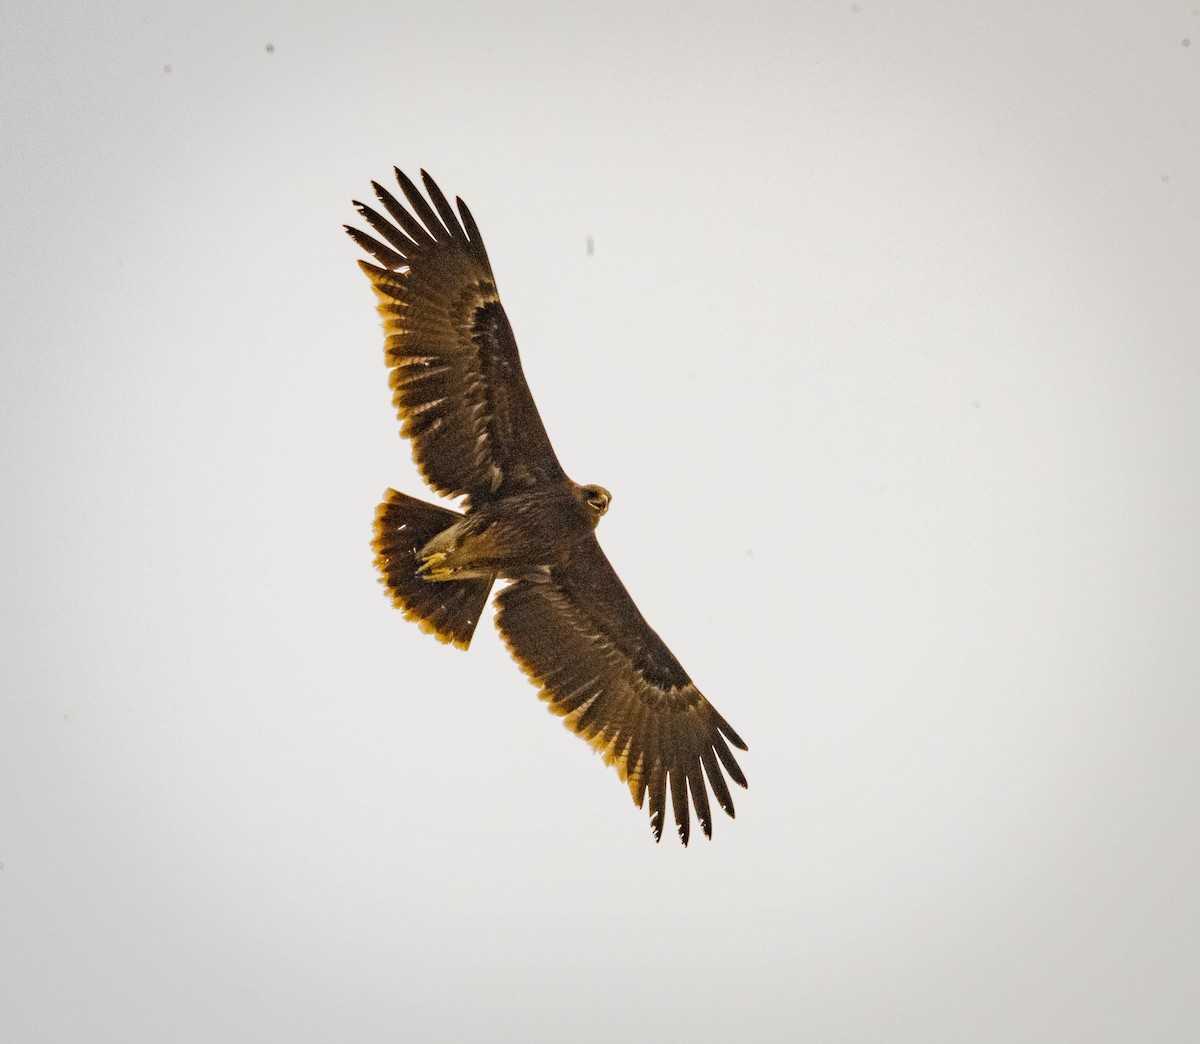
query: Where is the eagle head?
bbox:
[580,483,611,524]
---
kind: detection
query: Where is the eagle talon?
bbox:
[417,551,450,579]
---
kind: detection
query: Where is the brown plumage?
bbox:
[346,169,747,843]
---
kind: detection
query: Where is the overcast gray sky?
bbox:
[3,1,1199,1040]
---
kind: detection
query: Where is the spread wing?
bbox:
[494,537,748,844]
[346,169,565,503]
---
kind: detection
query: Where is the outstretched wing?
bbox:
[346,170,565,503]
[494,537,748,844]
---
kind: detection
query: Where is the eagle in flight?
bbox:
[346,170,747,843]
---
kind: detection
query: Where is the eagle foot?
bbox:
[416,551,456,581]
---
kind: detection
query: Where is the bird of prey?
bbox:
[345,169,747,843]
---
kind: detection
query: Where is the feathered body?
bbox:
[418,484,603,582]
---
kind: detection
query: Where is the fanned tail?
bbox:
[372,489,493,649]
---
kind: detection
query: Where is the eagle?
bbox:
[345,170,747,843]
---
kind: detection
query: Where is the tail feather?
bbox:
[372,489,493,649]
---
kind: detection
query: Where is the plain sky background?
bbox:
[3,1,1199,1040]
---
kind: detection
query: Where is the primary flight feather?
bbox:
[346,169,747,843]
